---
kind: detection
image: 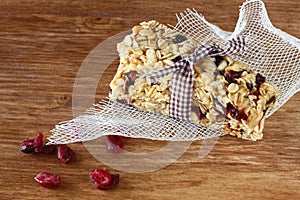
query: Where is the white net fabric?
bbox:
[48,99,225,144]
[174,0,300,117]
[47,0,299,144]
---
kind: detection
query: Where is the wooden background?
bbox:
[0,0,299,199]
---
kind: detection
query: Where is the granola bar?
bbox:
[109,20,280,141]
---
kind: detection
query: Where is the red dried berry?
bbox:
[89,169,112,189]
[101,174,119,190]
[267,96,276,105]
[172,34,187,44]
[226,103,248,122]
[252,90,260,103]
[33,133,44,153]
[237,110,248,122]
[151,81,161,86]
[255,73,266,85]
[124,71,138,94]
[246,83,254,91]
[34,172,60,188]
[106,135,125,153]
[57,144,76,163]
[21,139,36,154]
[42,144,56,154]
[20,133,44,154]
[225,70,243,83]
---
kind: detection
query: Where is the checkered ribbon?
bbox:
[141,36,246,121]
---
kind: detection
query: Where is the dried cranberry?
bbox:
[252,90,260,97]
[151,82,161,86]
[33,133,43,153]
[101,174,119,190]
[255,73,266,85]
[20,133,44,154]
[106,135,125,153]
[172,35,187,44]
[237,110,248,122]
[21,139,36,154]
[130,71,138,82]
[89,169,112,189]
[226,103,248,122]
[225,103,234,115]
[252,90,260,103]
[171,55,182,63]
[267,96,276,105]
[226,123,231,130]
[225,70,243,83]
[57,145,76,163]
[34,172,60,188]
[124,71,138,94]
[42,144,56,154]
[125,71,138,84]
[246,83,254,91]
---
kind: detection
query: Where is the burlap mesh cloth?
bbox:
[47,0,300,144]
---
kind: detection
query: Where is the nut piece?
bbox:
[228,83,239,93]
[146,48,157,63]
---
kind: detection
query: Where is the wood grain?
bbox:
[0,0,299,199]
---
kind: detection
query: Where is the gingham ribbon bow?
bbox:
[142,37,246,121]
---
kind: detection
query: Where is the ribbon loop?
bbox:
[142,36,246,122]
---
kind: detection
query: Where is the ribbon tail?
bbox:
[169,63,194,121]
[218,36,246,56]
